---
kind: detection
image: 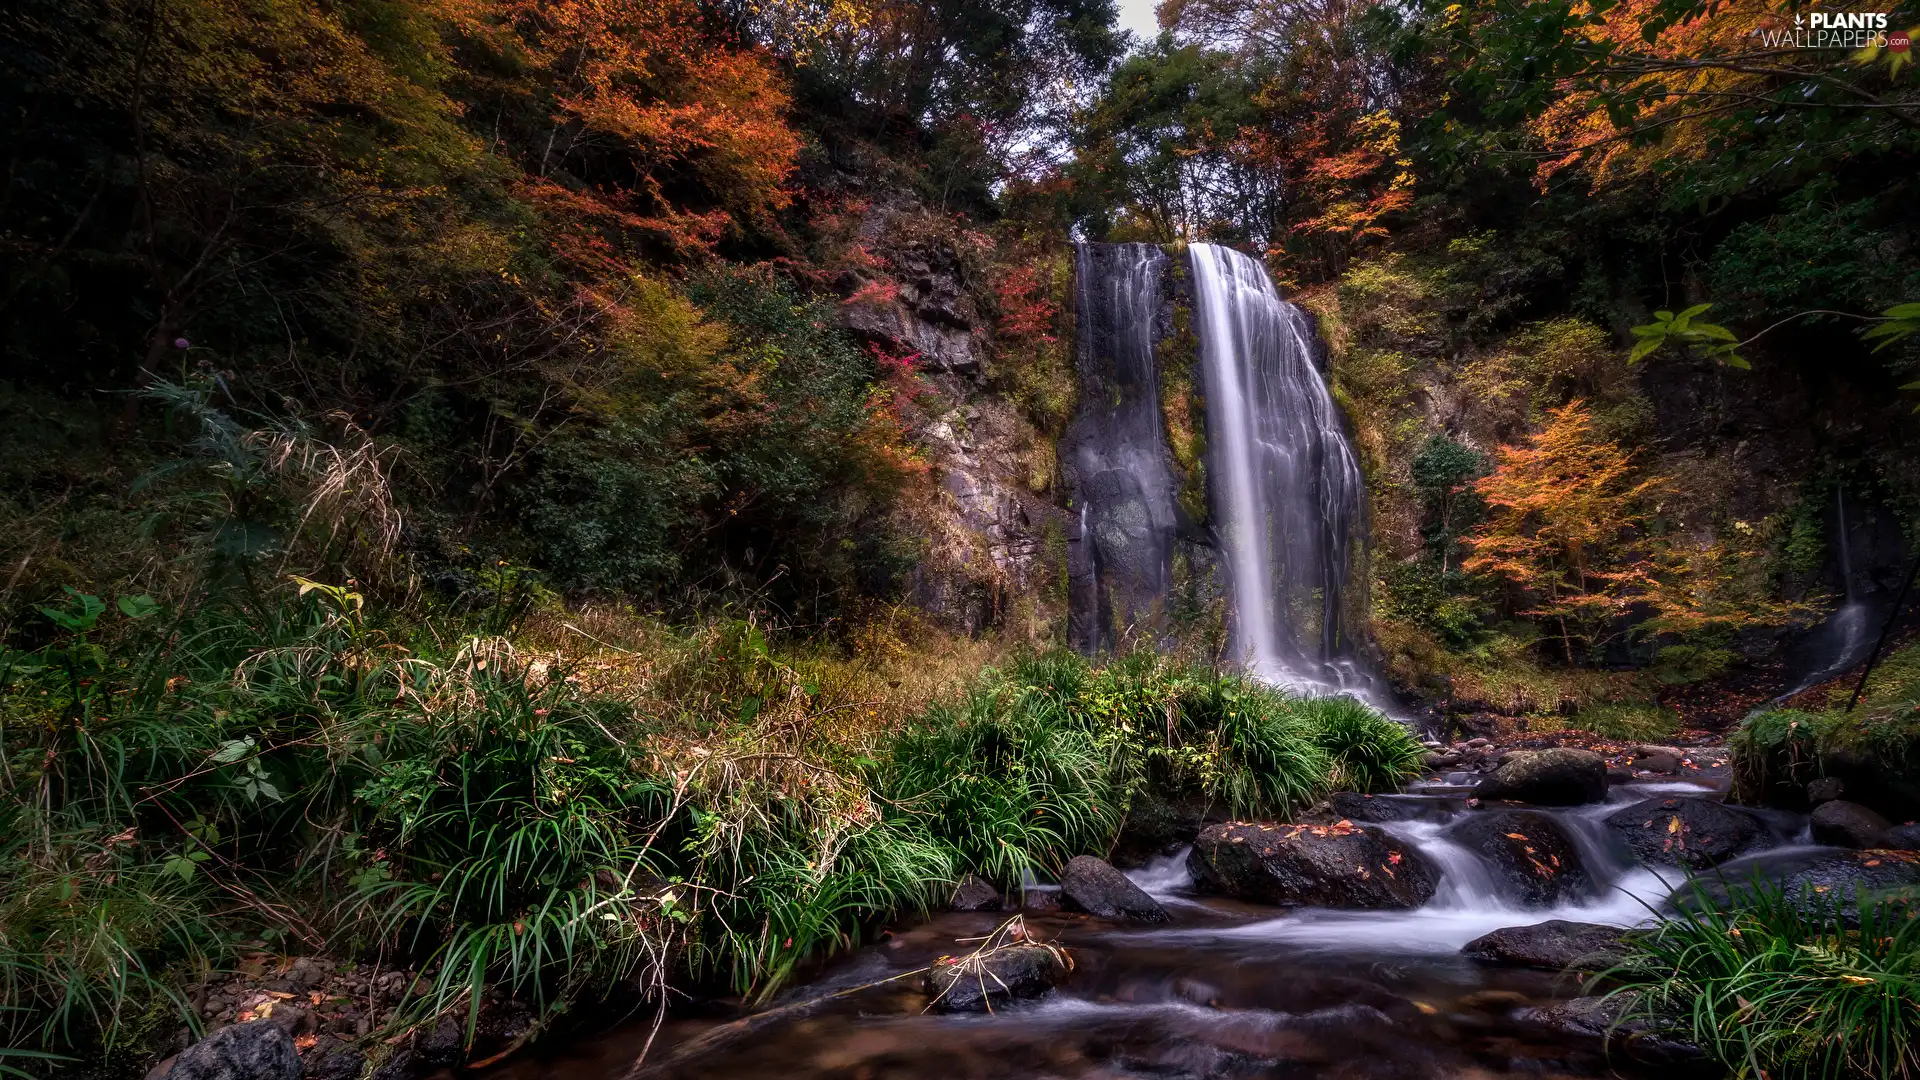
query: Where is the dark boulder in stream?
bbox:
[161,1021,301,1080]
[1059,855,1169,922]
[922,943,1070,1013]
[1329,791,1426,823]
[1604,796,1764,869]
[1474,748,1607,805]
[1810,799,1893,848]
[1676,847,1920,916]
[1452,810,1594,906]
[949,874,1003,912]
[1462,920,1627,972]
[1187,821,1437,908]
[1521,994,1702,1065]
[1886,823,1920,850]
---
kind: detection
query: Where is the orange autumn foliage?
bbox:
[1463,400,1666,656]
[1529,0,1789,189]
[448,0,800,253]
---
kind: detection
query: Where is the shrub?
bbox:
[1607,880,1920,1080]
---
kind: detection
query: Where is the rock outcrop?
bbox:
[163,1022,301,1080]
[1187,821,1437,909]
[1811,799,1893,848]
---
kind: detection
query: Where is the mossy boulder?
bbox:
[1732,705,1920,821]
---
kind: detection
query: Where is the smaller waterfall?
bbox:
[1189,243,1377,700]
[1064,243,1182,654]
[1781,487,1875,697]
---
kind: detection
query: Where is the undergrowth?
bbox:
[0,588,1422,1063]
[1606,880,1920,1080]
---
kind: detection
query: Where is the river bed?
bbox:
[488,778,1804,1080]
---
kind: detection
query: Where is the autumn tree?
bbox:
[1461,400,1665,661]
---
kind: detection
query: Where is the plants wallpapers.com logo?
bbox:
[1753,9,1913,49]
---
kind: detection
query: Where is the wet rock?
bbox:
[1678,848,1920,918]
[1461,920,1628,972]
[923,943,1070,1012]
[1806,776,1846,805]
[1330,792,1425,823]
[300,1040,363,1080]
[1423,751,1462,769]
[1059,855,1169,922]
[1474,748,1607,806]
[1605,767,1636,784]
[1631,744,1685,761]
[164,1021,301,1080]
[949,874,1003,912]
[1451,810,1594,906]
[1111,789,1212,865]
[1811,800,1893,848]
[1604,796,1764,869]
[1885,823,1920,850]
[1521,994,1702,1065]
[1187,821,1437,909]
[1637,752,1680,774]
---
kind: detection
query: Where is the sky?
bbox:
[1116,0,1163,43]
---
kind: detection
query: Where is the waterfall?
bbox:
[1063,243,1182,654]
[1781,486,1875,696]
[1188,243,1377,699]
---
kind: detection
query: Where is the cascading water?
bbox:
[1063,243,1182,655]
[1188,243,1377,699]
[1780,487,1875,698]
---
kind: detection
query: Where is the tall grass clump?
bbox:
[1606,880,1920,1080]
[1297,694,1427,793]
[873,651,1424,888]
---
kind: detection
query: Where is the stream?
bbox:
[487,775,1814,1080]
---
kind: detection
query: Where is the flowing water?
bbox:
[489,779,1819,1080]
[1779,488,1875,698]
[1065,242,1181,654]
[1188,244,1377,701]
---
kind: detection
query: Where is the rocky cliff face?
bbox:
[840,200,1068,637]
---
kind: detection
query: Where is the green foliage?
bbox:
[1377,560,1488,648]
[875,652,1423,887]
[1297,695,1427,793]
[1629,304,1747,369]
[1570,700,1680,741]
[1651,645,1736,686]
[1607,880,1920,1080]
[1707,193,1910,321]
[1410,434,1487,566]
